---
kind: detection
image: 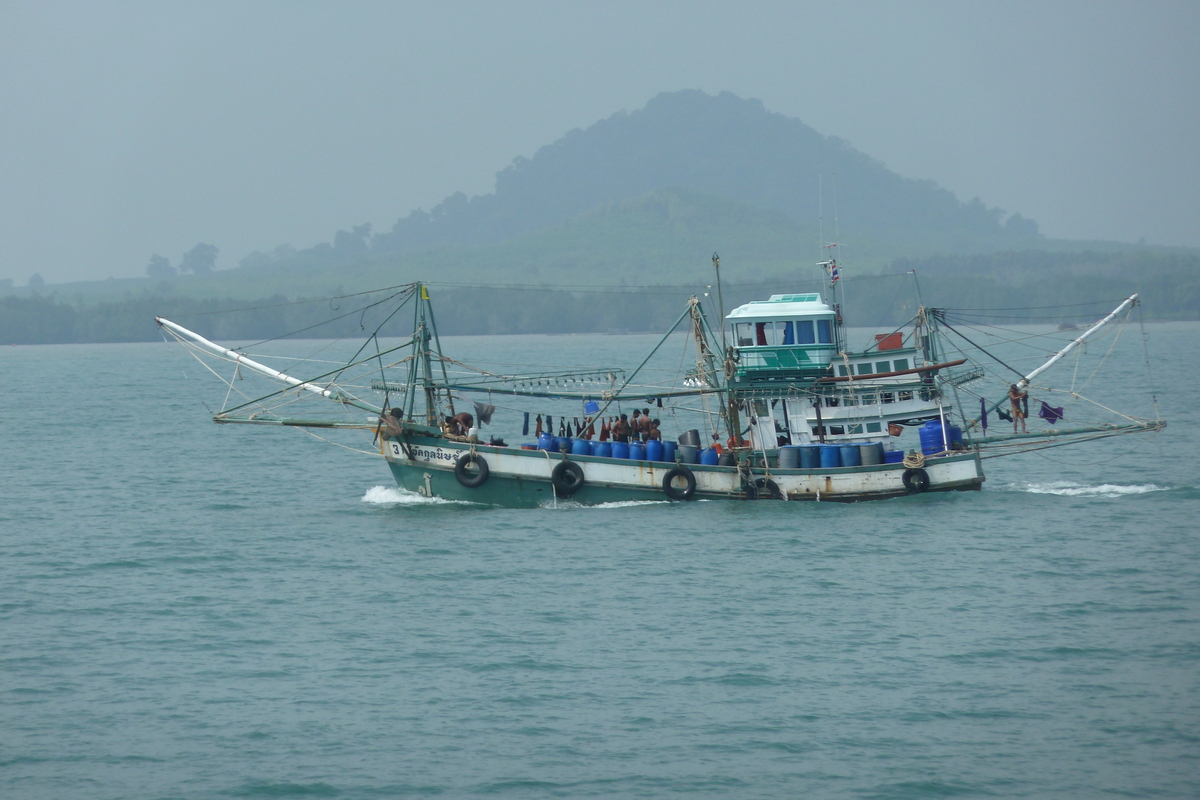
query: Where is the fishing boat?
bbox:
[156,257,1164,506]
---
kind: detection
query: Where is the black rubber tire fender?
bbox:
[902,467,931,493]
[662,466,697,500]
[745,477,782,500]
[551,460,585,497]
[454,452,489,488]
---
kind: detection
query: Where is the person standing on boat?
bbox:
[630,409,641,440]
[647,419,662,441]
[612,414,631,443]
[1008,384,1028,433]
[638,408,652,441]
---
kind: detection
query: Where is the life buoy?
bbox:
[551,460,585,497]
[454,452,489,488]
[902,467,930,493]
[662,466,697,500]
[745,477,782,500]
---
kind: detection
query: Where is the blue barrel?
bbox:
[884,449,906,464]
[611,441,630,459]
[840,444,862,467]
[538,432,557,452]
[645,439,664,462]
[629,442,645,461]
[920,420,945,455]
[778,446,801,469]
[948,425,963,449]
[819,444,841,468]
[662,441,678,463]
[572,438,591,456]
[800,445,821,469]
[678,445,699,464]
[859,442,883,465]
[700,447,720,466]
[593,441,612,458]
[557,437,572,454]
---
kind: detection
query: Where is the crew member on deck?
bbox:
[612,414,631,443]
[1008,384,1028,433]
[630,409,641,440]
[448,411,474,436]
[647,419,662,441]
[638,408,652,441]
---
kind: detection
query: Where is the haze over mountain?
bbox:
[233,91,1038,279]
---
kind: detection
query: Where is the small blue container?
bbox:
[629,442,645,461]
[700,447,720,466]
[645,440,664,462]
[557,437,572,454]
[612,441,630,459]
[662,441,678,463]
[840,444,862,467]
[884,449,906,464]
[819,444,841,468]
[593,441,612,458]
[538,432,557,452]
[948,425,963,449]
[800,445,821,469]
[572,439,592,456]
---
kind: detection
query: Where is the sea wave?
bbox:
[1004,480,1169,498]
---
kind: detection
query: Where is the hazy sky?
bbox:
[2,1,1197,285]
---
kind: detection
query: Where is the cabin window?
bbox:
[829,425,845,435]
[866,422,883,433]
[735,323,755,347]
[812,426,825,436]
[777,321,794,344]
[843,394,857,406]
[893,358,909,372]
[858,364,875,376]
[838,364,849,376]
[797,320,815,344]
[882,392,895,404]
[848,424,863,434]
[755,322,772,346]
[817,319,833,343]
[876,361,891,374]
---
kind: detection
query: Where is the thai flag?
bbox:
[829,260,839,284]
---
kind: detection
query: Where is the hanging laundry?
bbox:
[599,419,611,442]
[546,415,553,433]
[558,419,565,436]
[473,401,495,426]
[1039,401,1064,424]
[535,414,543,437]
[523,412,530,437]
[997,407,1013,422]
[980,397,989,433]
[573,417,581,437]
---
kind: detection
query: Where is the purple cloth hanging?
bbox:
[1039,401,1064,424]
[980,397,988,433]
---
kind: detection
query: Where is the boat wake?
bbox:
[1003,481,1168,498]
[360,485,471,506]
[539,499,670,510]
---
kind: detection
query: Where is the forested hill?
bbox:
[241,90,1041,274]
